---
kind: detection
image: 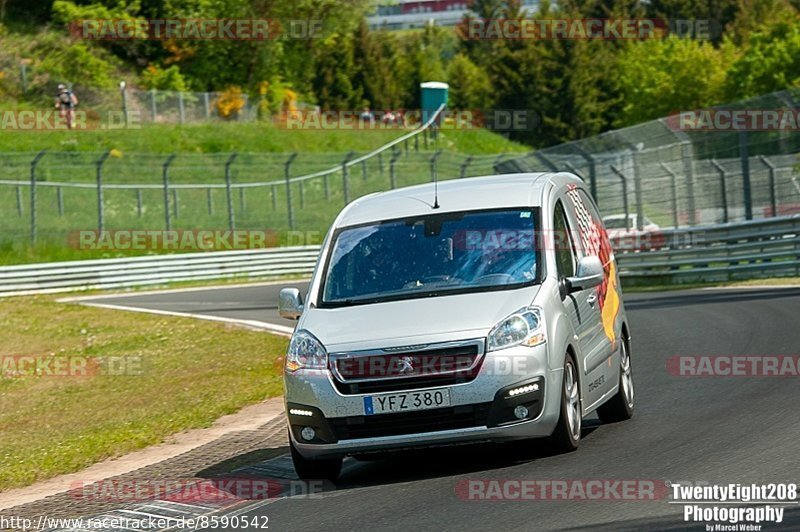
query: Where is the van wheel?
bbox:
[290,437,342,481]
[549,353,581,453]
[597,338,634,423]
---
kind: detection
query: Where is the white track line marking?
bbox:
[58,279,309,303]
[76,301,294,337]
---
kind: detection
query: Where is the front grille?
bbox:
[330,342,484,395]
[332,373,478,394]
[330,402,492,440]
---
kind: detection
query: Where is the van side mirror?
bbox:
[564,256,604,295]
[278,288,304,320]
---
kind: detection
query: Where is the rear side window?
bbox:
[553,200,576,278]
[566,187,613,264]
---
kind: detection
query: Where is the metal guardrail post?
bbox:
[150,89,157,122]
[659,163,680,229]
[429,151,442,182]
[178,92,186,124]
[758,155,777,217]
[681,141,697,225]
[389,149,401,189]
[414,135,419,152]
[204,93,211,120]
[120,84,128,128]
[710,159,729,224]
[739,131,753,220]
[573,145,598,202]
[610,165,630,230]
[225,153,238,230]
[162,154,177,231]
[16,186,23,217]
[459,156,473,179]
[20,62,28,93]
[57,186,64,217]
[29,150,46,244]
[96,150,111,233]
[630,149,644,231]
[284,152,298,230]
[342,151,355,205]
[271,184,277,210]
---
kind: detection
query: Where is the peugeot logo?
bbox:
[397,355,415,375]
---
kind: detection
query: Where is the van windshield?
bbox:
[321,208,539,306]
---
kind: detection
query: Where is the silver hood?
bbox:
[299,285,540,352]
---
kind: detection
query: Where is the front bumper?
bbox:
[285,343,563,459]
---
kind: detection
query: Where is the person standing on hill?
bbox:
[55,84,78,129]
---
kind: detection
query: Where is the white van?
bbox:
[279,172,634,480]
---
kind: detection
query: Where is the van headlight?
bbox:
[286,330,328,372]
[488,307,546,352]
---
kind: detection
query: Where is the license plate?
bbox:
[364,389,451,415]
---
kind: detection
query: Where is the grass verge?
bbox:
[0,295,288,491]
[0,122,528,155]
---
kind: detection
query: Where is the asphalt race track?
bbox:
[80,285,800,531]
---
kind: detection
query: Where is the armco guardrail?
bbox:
[1,216,798,297]
[0,246,320,297]
[615,214,800,282]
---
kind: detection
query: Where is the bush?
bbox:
[215,86,246,119]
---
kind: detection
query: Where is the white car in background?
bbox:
[602,214,660,238]
[602,214,661,251]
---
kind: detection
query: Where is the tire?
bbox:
[549,353,581,453]
[290,437,342,481]
[597,338,635,423]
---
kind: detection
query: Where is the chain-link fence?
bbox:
[501,89,800,230]
[1,90,799,253]
[0,142,506,248]
[0,107,462,249]
[0,58,304,123]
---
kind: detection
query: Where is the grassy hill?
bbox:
[0,122,527,155]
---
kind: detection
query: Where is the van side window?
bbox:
[576,189,613,256]
[553,200,576,278]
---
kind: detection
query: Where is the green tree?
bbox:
[312,33,361,109]
[613,36,727,126]
[446,53,493,109]
[724,21,800,99]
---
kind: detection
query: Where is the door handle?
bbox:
[586,294,598,308]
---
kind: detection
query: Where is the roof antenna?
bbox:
[431,151,442,209]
